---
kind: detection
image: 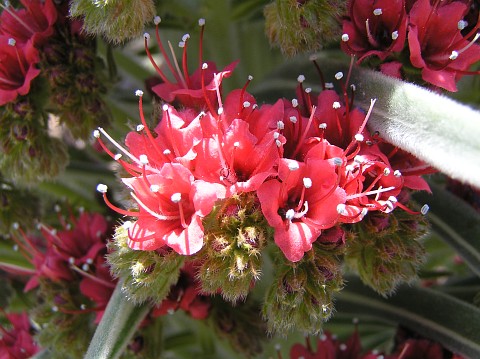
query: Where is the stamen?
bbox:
[373,8,382,15]
[346,186,396,200]
[131,192,179,221]
[335,72,343,80]
[342,34,350,42]
[167,40,188,88]
[391,31,399,40]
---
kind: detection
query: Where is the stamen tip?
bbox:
[198,18,205,26]
[421,204,429,215]
[135,89,144,97]
[143,32,150,40]
[335,72,344,80]
[154,16,161,25]
[93,129,100,138]
[96,184,108,193]
[341,33,349,42]
[297,74,305,83]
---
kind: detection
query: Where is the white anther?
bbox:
[243,101,251,108]
[350,84,356,91]
[332,101,341,109]
[335,72,344,80]
[320,334,327,341]
[274,132,280,139]
[354,155,364,164]
[277,121,285,130]
[150,185,160,192]
[319,123,327,129]
[289,116,297,123]
[178,41,185,48]
[171,193,182,203]
[391,31,399,40]
[288,161,300,171]
[54,204,61,212]
[198,18,205,26]
[12,222,19,230]
[285,209,295,221]
[325,82,334,89]
[388,196,398,203]
[86,258,94,265]
[143,33,150,40]
[373,8,382,15]
[252,104,258,109]
[154,16,161,25]
[13,244,18,251]
[80,304,87,310]
[139,154,149,165]
[303,177,312,188]
[297,74,305,83]
[305,87,312,93]
[385,201,395,212]
[354,133,364,142]
[136,124,144,131]
[274,344,281,351]
[342,33,349,42]
[339,343,347,351]
[69,257,75,265]
[449,51,459,60]
[182,34,190,42]
[458,20,468,30]
[162,104,169,111]
[337,204,348,215]
[275,140,282,147]
[333,157,343,166]
[163,149,171,155]
[202,63,208,69]
[122,221,133,229]
[51,306,58,312]
[135,90,143,97]
[66,224,72,230]
[93,130,100,138]
[383,167,391,176]
[82,263,89,271]
[217,107,224,115]
[394,170,402,177]
[233,141,240,148]
[248,75,253,81]
[8,38,15,46]
[292,99,298,107]
[421,204,430,215]
[96,184,108,193]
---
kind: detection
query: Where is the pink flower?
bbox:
[0,37,40,105]
[258,158,346,262]
[408,0,480,91]
[341,0,408,61]
[0,0,57,46]
[0,312,40,358]
[121,163,225,255]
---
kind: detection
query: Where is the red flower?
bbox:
[122,163,225,255]
[0,0,57,46]
[0,37,40,105]
[258,158,346,262]
[0,312,40,358]
[341,0,408,61]
[408,0,480,91]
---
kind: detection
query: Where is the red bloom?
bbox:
[341,0,408,61]
[258,158,346,262]
[0,37,40,105]
[0,312,40,359]
[122,163,225,255]
[408,0,480,91]
[0,0,57,46]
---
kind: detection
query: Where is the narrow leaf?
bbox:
[84,280,152,359]
[336,276,480,358]
[413,181,480,277]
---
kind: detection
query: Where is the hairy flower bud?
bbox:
[345,205,428,296]
[264,0,346,56]
[69,0,155,44]
[262,242,344,334]
[198,193,270,303]
[107,222,185,304]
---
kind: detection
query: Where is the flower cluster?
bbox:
[95,18,431,333]
[341,0,480,91]
[0,312,40,358]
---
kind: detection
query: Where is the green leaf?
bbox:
[336,276,480,358]
[350,68,480,189]
[413,181,480,277]
[0,240,35,275]
[84,280,152,359]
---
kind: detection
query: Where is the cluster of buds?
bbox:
[94,17,431,335]
[341,0,480,91]
[0,1,109,183]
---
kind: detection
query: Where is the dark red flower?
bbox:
[408,0,480,91]
[0,37,40,105]
[0,0,57,46]
[341,0,408,61]
[0,312,40,358]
